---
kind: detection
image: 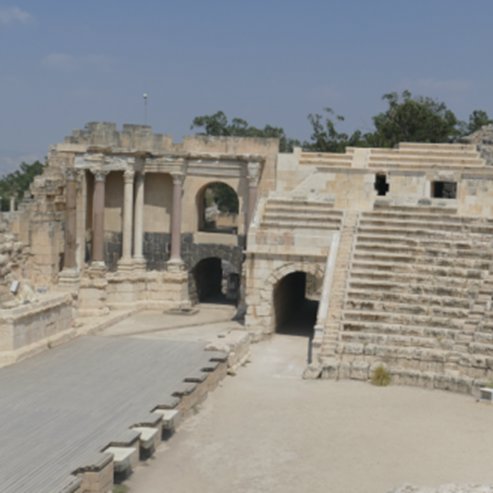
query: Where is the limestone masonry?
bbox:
[4,121,493,394]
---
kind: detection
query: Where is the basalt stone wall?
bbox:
[143,232,171,271]
[103,232,122,272]
[181,233,245,273]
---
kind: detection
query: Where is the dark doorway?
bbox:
[374,173,389,196]
[431,181,457,199]
[193,258,237,304]
[274,272,319,336]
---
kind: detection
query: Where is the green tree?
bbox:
[0,160,45,211]
[459,110,493,136]
[367,90,459,147]
[191,111,300,152]
[303,108,365,152]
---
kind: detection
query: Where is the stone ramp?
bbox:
[0,335,224,493]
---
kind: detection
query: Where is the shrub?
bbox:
[371,365,391,386]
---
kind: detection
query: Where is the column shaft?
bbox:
[169,173,183,262]
[121,170,134,262]
[64,170,77,269]
[247,184,258,231]
[133,172,145,260]
[92,171,106,263]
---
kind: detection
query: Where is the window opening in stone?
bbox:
[431,181,457,199]
[197,182,239,233]
[193,257,238,304]
[374,173,389,196]
[274,271,319,337]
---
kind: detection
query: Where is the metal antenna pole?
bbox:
[143,93,148,124]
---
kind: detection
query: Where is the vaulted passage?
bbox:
[274,272,318,336]
[193,257,238,304]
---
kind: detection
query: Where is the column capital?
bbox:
[123,169,135,183]
[247,161,261,186]
[92,169,108,182]
[170,171,185,185]
[65,168,77,181]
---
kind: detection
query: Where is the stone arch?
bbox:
[195,181,239,233]
[260,262,324,333]
[191,256,240,304]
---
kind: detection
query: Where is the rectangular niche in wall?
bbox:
[431,181,457,199]
[374,173,389,196]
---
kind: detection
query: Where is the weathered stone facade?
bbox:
[7,121,493,395]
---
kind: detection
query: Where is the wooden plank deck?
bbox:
[0,335,224,493]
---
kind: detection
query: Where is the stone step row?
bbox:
[368,152,482,162]
[359,220,493,235]
[397,142,478,152]
[360,215,493,229]
[351,260,486,279]
[358,225,493,237]
[345,298,469,318]
[355,249,491,266]
[264,206,343,216]
[340,331,449,350]
[373,203,458,215]
[262,212,342,223]
[265,198,335,209]
[336,341,452,362]
[259,220,341,230]
[368,162,485,170]
[343,309,465,330]
[353,246,493,262]
[350,269,483,286]
[361,211,486,223]
[346,288,471,308]
[348,279,474,298]
[356,234,491,249]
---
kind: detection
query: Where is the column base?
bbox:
[58,268,80,290]
[132,257,147,272]
[166,258,186,272]
[117,257,134,273]
[87,261,107,277]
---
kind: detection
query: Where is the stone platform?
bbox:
[0,332,226,493]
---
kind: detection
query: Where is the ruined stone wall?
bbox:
[0,213,32,307]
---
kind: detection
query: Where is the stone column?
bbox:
[246,162,261,234]
[168,172,184,270]
[119,169,135,269]
[63,169,77,269]
[9,196,15,212]
[133,171,146,268]
[92,170,106,266]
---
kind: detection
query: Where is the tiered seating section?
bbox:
[368,143,485,170]
[335,203,493,390]
[259,197,343,232]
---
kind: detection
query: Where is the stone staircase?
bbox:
[320,202,493,390]
[259,196,343,232]
[249,195,344,257]
[300,149,354,168]
[368,142,486,170]
[317,211,359,359]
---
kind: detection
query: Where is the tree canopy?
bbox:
[0,160,45,211]
[191,111,300,152]
[191,91,492,153]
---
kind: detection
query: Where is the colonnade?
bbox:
[62,161,260,274]
[62,168,185,272]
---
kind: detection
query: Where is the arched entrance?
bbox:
[193,257,239,304]
[196,182,239,233]
[273,271,319,336]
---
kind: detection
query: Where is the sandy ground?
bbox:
[126,334,493,493]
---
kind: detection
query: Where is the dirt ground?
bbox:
[126,334,493,493]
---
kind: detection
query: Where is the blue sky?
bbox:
[1,0,492,173]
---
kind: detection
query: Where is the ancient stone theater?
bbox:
[3,121,493,393]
